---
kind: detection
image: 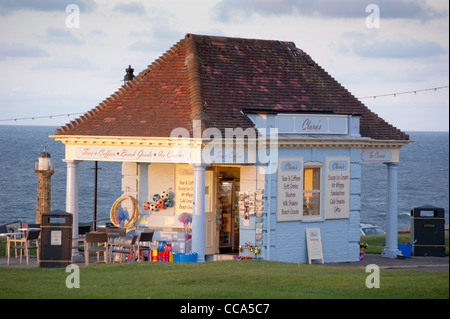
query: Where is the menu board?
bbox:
[277,157,304,222]
[324,157,350,219]
[175,164,194,215]
[306,228,324,264]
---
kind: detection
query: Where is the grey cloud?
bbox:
[0,42,49,60]
[128,24,183,53]
[214,0,447,22]
[34,55,96,70]
[43,27,85,45]
[353,39,447,59]
[341,34,447,59]
[0,0,97,15]
[112,2,146,16]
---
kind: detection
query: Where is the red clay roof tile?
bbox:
[55,33,408,141]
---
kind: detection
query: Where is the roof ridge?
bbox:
[186,33,296,48]
[184,33,209,135]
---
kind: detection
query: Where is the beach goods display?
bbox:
[244,242,261,257]
[359,242,367,260]
[160,190,170,199]
[164,199,174,207]
[398,240,415,258]
[110,195,139,229]
[144,191,174,212]
[143,201,151,210]
[156,198,165,210]
[163,243,172,262]
[178,212,192,242]
[172,252,198,263]
[157,241,166,262]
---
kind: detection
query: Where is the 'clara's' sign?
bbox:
[276,114,348,135]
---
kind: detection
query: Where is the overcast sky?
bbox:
[0,0,448,131]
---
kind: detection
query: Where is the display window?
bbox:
[303,164,322,217]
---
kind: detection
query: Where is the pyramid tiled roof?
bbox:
[55,34,409,141]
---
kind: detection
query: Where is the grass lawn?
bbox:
[0,260,448,299]
[362,233,449,255]
[1,233,448,299]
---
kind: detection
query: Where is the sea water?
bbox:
[0,126,448,230]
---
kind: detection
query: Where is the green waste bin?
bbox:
[410,205,445,257]
[40,210,73,268]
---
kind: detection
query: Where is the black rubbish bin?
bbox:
[40,210,73,267]
[410,205,446,257]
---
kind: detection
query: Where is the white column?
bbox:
[381,162,401,258]
[191,163,206,262]
[63,160,81,240]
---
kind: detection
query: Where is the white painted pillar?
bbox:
[63,160,81,240]
[381,162,401,258]
[191,163,206,262]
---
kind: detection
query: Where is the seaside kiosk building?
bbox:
[51,34,410,263]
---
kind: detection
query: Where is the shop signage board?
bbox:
[276,157,304,222]
[276,114,348,135]
[73,146,190,163]
[175,164,194,215]
[306,228,324,264]
[324,157,350,219]
[361,149,392,162]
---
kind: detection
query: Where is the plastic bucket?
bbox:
[172,252,198,263]
[398,243,412,258]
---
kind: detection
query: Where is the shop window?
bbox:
[303,164,321,217]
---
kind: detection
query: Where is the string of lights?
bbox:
[358,85,449,100]
[0,112,85,122]
[0,85,448,122]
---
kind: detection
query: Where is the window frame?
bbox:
[302,161,323,219]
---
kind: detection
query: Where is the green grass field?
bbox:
[361,233,449,255]
[1,260,448,299]
[1,233,448,299]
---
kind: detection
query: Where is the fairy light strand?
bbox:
[0,112,85,122]
[358,86,448,100]
[0,85,448,122]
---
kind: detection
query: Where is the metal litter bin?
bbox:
[40,210,73,267]
[410,205,445,257]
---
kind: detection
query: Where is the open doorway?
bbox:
[216,167,240,254]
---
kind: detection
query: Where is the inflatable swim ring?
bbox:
[110,195,139,229]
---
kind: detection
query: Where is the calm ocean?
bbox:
[0,125,448,230]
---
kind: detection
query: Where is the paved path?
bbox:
[1,253,448,272]
[321,254,449,272]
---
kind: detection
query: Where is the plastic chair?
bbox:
[84,232,109,266]
[7,229,40,265]
[1,221,22,258]
[137,231,154,261]
[110,235,138,262]
[0,224,8,256]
